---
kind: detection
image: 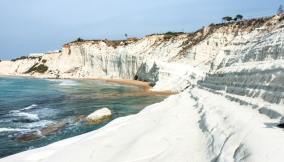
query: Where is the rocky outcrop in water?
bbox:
[86,108,112,124]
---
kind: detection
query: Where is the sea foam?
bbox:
[9,104,38,113]
[22,120,54,129]
[0,128,30,133]
[47,79,79,86]
[11,112,40,122]
[59,80,79,86]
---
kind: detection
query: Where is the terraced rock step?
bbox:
[199,61,284,105]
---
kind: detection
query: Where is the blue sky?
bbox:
[0,0,283,59]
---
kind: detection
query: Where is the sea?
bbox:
[0,76,166,158]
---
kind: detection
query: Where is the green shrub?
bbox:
[11,56,28,62]
[11,56,41,62]
[25,64,48,73]
[164,31,185,36]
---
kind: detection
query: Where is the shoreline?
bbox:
[85,77,175,96]
[0,74,175,96]
[0,75,170,159]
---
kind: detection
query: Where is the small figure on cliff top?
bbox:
[277,5,284,15]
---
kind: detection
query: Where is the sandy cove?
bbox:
[84,77,175,96]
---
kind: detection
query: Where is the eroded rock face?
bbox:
[86,108,112,124]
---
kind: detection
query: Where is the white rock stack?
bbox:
[86,108,112,124]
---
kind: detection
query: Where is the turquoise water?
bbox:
[0,76,166,158]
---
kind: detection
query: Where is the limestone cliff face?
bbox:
[200,16,284,105]
[0,35,190,90]
[1,15,284,96]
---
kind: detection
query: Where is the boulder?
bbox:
[86,108,112,124]
[16,131,42,142]
[277,123,284,128]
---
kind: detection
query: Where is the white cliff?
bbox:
[1,15,284,162]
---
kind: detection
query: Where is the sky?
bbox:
[0,0,283,60]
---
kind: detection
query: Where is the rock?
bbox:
[16,118,74,142]
[75,115,86,122]
[86,108,112,124]
[40,121,67,136]
[277,123,284,128]
[16,131,42,142]
[280,117,284,123]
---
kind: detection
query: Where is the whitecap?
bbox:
[9,110,20,113]
[0,128,30,133]
[11,112,40,122]
[45,79,61,82]
[22,120,55,129]
[9,104,38,113]
[58,80,79,86]
[20,104,38,111]
[33,108,58,119]
[46,79,79,86]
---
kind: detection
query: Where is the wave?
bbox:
[0,128,30,133]
[22,120,54,129]
[9,104,38,113]
[20,104,38,111]
[45,79,61,83]
[59,80,79,86]
[33,108,58,119]
[46,79,79,86]
[5,105,55,125]
[11,112,40,122]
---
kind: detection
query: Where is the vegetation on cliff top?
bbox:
[65,37,140,48]
[11,56,42,62]
[54,14,283,57]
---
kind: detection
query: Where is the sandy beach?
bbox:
[86,77,175,96]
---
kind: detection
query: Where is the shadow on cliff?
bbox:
[134,62,159,87]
